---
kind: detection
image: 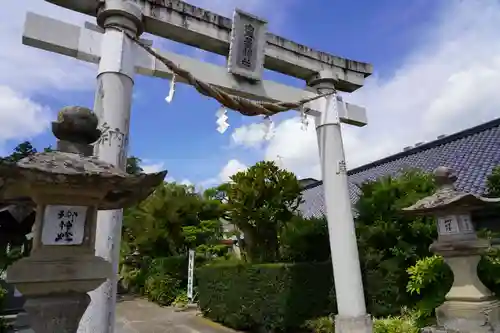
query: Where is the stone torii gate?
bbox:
[22,1,373,332]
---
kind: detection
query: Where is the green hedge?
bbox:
[121,255,208,306]
[197,262,336,332]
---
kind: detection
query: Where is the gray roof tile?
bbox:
[299,118,500,218]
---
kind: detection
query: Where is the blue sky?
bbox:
[1,0,499,188]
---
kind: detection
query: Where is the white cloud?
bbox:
[166,177,193,187]
[263,117,321,179]
[0,1,96,146]
[0,1,95,94]
[180,179,193,186]
[198,158,247,190]
[142,161,193,186]
[231,123,270,148]
[230,0,500,179]
[219,159,248,182]
[141,161,166,174]
[0,86,51,142]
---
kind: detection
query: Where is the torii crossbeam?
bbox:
[24,12,368,126]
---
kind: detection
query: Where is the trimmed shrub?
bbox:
[373,315,419,333]
[304,314,420,333]
[149,256,188,280]
[120,266,149,295]
[197,262,336,332]
[280,215,330,263]
[144,274,182,306]
[303,316,335,333]
[120,255,208,306]
[197,261,418,332]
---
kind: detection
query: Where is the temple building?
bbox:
[299,117,500,218]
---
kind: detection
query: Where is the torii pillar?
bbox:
[308,72,371,332]
[79,1,144,332]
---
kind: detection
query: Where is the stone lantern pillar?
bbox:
[403,166,500,333]
[0,106,167,333]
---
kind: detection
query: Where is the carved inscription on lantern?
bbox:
[228,9,267,81]
[458,214,474,233]
[437,215,460,235]
[41,205,87,245]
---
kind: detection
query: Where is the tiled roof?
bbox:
[299,118,500,218]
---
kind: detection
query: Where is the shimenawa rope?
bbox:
[105,24,334,117]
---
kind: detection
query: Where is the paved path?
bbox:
[9,296,237,333]
[115,296,237,333]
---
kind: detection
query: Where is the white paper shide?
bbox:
[41,205,88,245]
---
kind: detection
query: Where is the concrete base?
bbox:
[23,293,90,333]
[334,314,373,333]
[435,299,500,332]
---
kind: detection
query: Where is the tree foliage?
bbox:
[126,156,144,175]
[354,169,437,316]
[122,182,225,258]
[486,166,500,197]
[1,141,38,163]
[280,215,330,263]
[218,161,303,263]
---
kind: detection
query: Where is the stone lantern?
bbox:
[403,166,500,333]
[0,106,167,333]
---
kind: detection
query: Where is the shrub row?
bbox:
[197,251,500,333]
[197,262,336,332]
[305,314,420,333]
[120,255,207,306]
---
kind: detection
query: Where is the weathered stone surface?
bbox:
[23,293,90,333]
[53,106,101,145]
[0,152,166,209]
[435,299,500,333]
[403,166,500,215]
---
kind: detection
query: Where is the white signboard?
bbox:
[41,205,87,245]
[187,249,195,300]
[437,215,460,235]
[228,9,268,81]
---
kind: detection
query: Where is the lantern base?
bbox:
[434,299,500,332]
[23,292,90,333]
[6,252,111,296]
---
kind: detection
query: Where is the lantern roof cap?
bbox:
[402,166,500,215]
[0,106,167,209]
